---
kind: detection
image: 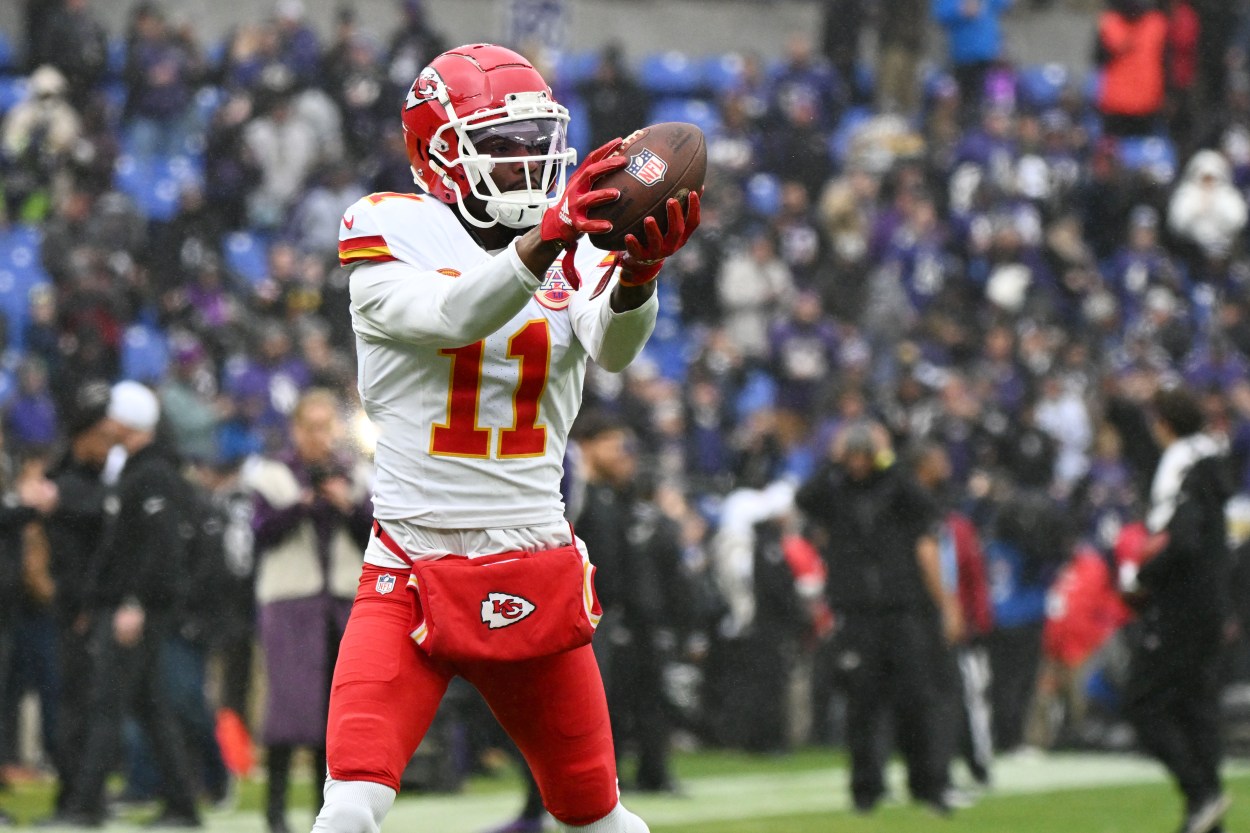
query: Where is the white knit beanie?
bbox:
[108,380,160,432]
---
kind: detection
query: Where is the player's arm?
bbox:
[569,193,701,371]
[351,240,553,348]
[352,140,628,347]
[569,271,659,372]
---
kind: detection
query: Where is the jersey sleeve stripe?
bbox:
[341,250,400,265]
[339,235,398,265]
[339,234,390,253]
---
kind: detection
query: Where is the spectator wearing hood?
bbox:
[0,65,82,220]
[1168,150,1248,268]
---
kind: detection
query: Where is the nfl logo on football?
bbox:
[375,573,396,595]
[626,149,667,187]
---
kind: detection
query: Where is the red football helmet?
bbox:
[401,44,576,229]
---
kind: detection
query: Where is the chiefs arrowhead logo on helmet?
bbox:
[405,67,443,110]
[481,592,536,629]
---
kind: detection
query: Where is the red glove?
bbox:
[540,139,627,289]
[617,190,702,287]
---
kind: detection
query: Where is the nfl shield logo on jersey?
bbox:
[625,149,667,186]
[375,573,396,595]
[481,592,536,629]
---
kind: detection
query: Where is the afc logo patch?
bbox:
[481,592,536,629]
[375,573,396,595]
[625,148,667,187]
[536,266,574,310]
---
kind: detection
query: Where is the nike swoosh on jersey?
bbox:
[344,215,355,230]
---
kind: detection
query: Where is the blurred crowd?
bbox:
[5,0,1250,825]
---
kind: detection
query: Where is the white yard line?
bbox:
[89,754,1247,833]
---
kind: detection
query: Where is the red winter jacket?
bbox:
[1043,544,1132,667]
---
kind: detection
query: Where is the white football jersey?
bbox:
[341,192,657,536]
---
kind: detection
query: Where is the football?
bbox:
[586,122,707,252]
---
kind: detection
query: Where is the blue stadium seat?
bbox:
[1083,71,1103,107]
[0,76,29,116]
[745,172,781,217]
[648,98,721,136]
[640,51,703,97]
[829,105,874,164]
[101,80,128,122]
[114,154,205,222]
[121,324,170,383]
[551,51,601,91]
[194,85,225,128]
[562,95,591,158]
[0,32,15,73]
[1018,63,1069,110]
[0,273,46,350]
[853,62,875,101]
[107,39,127,80]
[702,53,745,96]
[224,231,271,286]
[1119,136,1177,184]
[0,225,50,298]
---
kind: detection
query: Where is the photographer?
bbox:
[245,389,371,833]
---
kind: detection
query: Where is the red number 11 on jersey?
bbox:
[429,319,551,458]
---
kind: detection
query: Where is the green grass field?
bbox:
[4,748,1247,832]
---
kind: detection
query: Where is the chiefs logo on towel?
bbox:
[481,592,536,629]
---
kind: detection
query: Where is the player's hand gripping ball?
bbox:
[586,122,708,256]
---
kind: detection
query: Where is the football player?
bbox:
[314,43,699,833]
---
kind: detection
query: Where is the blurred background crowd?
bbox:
[4,0,1250,826]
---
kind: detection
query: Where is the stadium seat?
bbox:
[702,53,745,96]
[0,367,15,409]
[1118,136,1177,184]
[1083,71,1103,107]
[102,80,128,119]
[640,51,703,97]
[551,50,601,91]
[194,85,225,128]
[829,105,874,164]
[0,225,50,299]
[224,231,271,286]
[1018,64,1069,111]
[121,324,170,383]
[745,172,781,217]
[114,154,204,222]
[561,95,591,158]
[649,98,721,136]
[0,76,29,116]
[853,62,875,101]
[107,39,127,80]
[0,274,48,350]
[0,32,15,73]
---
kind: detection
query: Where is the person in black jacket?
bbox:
[39,381,117,821]
[0,425,58,825]
[572,413,678,791]
[796,422,953,815]
[60,381,201,828]
[1121,387,1232,833]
